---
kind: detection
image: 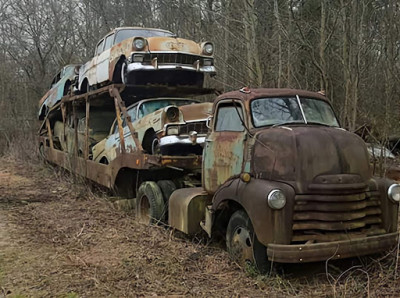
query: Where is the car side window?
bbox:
[104,34,114,51]
[127,107,137,124]
[215,103,245,132]
[96,39,105,55]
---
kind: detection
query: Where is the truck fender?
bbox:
[211,178,295,246]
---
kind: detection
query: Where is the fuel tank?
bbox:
[251,126,371,194]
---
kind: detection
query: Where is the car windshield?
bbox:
[251,97,339,127]
[137,99,198,118]
[114,29,175,44]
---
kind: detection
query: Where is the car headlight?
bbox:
[202,42,214,55]
[133,38,146,50]
[267,189,286,210]
[167,125,179,135]
[388,184,400,202]
[165,106,179,122]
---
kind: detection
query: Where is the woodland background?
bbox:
[0,0,399,154]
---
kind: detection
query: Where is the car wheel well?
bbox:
[80,78,89,93]
[112,56,126,83]
[63,80,71,96]
[142,129,157,154]
[99,157,109,165]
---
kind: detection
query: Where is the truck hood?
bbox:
[251,126,371,194]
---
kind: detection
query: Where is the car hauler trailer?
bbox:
[39,86,400,273]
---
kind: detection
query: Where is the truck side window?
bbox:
[215,103,245,132]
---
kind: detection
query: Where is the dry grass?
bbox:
[0,139,399,297]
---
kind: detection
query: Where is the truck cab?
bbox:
[170,88,400,273]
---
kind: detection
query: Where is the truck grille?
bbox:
[292,191,385,243]
[143,53,205,66]
[178,121,208,135]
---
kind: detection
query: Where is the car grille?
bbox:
[143,53,207,66]
[291,191,385,243]
[178,121,208,135]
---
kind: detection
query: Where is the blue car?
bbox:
[38,64,80,120]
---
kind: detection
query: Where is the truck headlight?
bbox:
[267,189,286,210]
[388,184,400,202]
[133,37,146,50]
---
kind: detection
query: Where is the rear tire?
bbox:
[136,181,165,225]
[226,210,271,274]
[157,180,176,220]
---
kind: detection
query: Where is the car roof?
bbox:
[105,27,174,37]
[126,97,199,110]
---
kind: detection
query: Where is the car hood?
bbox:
[179,102,212,121]
[251,126,372,194]
[146,36,203,55]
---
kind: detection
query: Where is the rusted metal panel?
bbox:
[267,232,399,263]
[179,102,212,121]
[211,178,296,246]
[169,187,211,234]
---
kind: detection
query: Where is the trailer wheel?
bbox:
[136,181,165,225]
[226,210,270,274]
[157,180,176,220]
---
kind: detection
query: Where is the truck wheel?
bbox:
[136,181,165,225]
[226,210,271,274]
[157,180,176,220]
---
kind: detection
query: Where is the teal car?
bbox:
[38,64,80,120]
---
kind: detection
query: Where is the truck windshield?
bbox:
[138,99,198,118]
[251,97,339,128]
[115,29,175,44]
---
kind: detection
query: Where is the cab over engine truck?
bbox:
[39,86,400,273]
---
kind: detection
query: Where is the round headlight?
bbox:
[133,38,146,50]
[267,189,286,210]
[203,43,213,55]
[166,106,179,122]
[388,184,400,202]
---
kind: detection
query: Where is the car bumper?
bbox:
[127,62,216,74]
[267,232,399,263]
[160,135,206,147]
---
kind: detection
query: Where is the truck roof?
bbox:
[216,88,329,103]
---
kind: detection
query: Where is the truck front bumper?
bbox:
[267,232,399,263]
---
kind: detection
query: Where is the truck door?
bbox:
[203,100,246,194]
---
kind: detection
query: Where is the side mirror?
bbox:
[206,115,213,129]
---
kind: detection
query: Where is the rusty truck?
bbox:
[39,85,400,273]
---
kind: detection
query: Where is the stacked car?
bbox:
[39,26,215,160]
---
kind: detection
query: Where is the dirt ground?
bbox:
[0,156,399,297]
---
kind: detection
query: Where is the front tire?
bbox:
[136,181,165,225]
[121,61,128,85]
[226,210,271,274]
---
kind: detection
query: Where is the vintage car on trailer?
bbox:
[78,27,215,92]
[38,64,80,120]
[91,97,212,163]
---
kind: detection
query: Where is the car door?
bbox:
[96,33,114,84]
[203,100,246,194]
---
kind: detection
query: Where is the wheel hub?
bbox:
[231,226,254,265]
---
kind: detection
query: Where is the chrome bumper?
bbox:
[127,62,216,74]
[159,135,206,147]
